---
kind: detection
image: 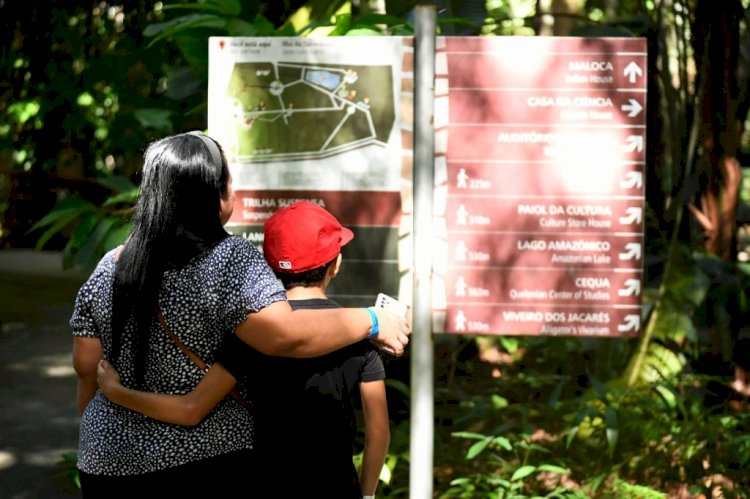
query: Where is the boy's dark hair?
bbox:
[276,256,337,290]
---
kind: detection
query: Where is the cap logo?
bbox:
[278,260,293,270]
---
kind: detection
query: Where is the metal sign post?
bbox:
[411,5,436,499]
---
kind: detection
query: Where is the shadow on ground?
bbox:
[0,251,85,498]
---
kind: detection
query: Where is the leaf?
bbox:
[589,375,606,399]
[67,212,101,253]
[103,223,131,250]
[499,336,519,354]
[452,431,489,441]
[492,436,512,451]
[102,191,138,207]
[650,308,696,344]
[606,427,619,456]
[491,394,508,410]
[652,384,676,410]
[28,197,97,232]
[34,216,77,250]
[437,17,480,28]
[378,461,392,484]
[665,253,710,307]
[511,465,536,481]
[173,34,211,71]
[355,14,409,27]
[201,0,243,17]
[384,379,411,398]
[162,0,241,16]
[96,175,138,194]
[226,18,259,36]
[547,379,566,408]
[252,14,276,36]
[603,406,617,430]
[145,14,226,47]
[537,464,568,474]
[31,199,99,250]
[165,66,204,100]
[345,28,383,36]
[328,13,351,36]
[466,438,491,459]
[133,108,173,132]
[641,343,685,383]
[73,217,117,269]
[604,406,619,456]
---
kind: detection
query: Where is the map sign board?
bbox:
[208,37,414,306]
[432,36,647,337]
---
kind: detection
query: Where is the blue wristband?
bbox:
[365,307,379,338]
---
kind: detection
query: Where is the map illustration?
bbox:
[224,62,395,162]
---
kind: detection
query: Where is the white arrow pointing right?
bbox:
[621,99,643,118]
[618,279,642,297]
[619,207,643,225]
[620,171,643,189]
[618,314,641,332]
[622,135,644,153]
[618,242,642,261]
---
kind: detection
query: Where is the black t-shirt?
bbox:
[218,298,386,497]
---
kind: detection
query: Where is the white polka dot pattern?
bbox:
[71,236,286,475]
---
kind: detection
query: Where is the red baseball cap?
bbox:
[263,201,354,273]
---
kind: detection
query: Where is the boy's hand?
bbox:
[97,359,122,395]
[369,307,410,356]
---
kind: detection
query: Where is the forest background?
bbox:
[2,0,750,498]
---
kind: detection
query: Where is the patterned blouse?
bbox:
[71,235,286,475]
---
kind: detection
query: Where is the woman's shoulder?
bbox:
[74,249,118,301]
[212,234,263,262]
[214,234,254,252]
[88,248,119,278]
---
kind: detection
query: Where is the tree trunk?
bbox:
[689,0,745,397]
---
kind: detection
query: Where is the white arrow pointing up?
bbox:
[620,171,643,189]
[618,242,642,261]
[618,279,642,297]
[621,99,643,118]
[624,61,643,83]
[622,135,644,153]
[619,207,643,225]
[618,314,641,332]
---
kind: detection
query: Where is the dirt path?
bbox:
[0,251,84,498]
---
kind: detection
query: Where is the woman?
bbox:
[71,131,409,496]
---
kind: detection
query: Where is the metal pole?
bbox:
[411,5,436,499]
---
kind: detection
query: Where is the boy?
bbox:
[98,201,390,499]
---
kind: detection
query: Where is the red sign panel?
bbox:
[446,233,643,269]
[443,197,643,233]
[233,190,402,227]
[441,304,641,336]
[444,268,642,306]
[435,36,647,337]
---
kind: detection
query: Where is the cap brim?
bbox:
[341,226,354,247]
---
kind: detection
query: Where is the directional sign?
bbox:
[440,303,641,336]
[442,126,646,163]
[445,161,644,197]
[443,197,644,233]
[445,233,644,268]
[446,268,642,306]
[434,36,647,337]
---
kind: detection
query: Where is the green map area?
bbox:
[225,62,395,162]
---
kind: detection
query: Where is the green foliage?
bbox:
[28,176,136,271]
[16,2,750,496]
[438,362,750,498]
[55,452,80,490]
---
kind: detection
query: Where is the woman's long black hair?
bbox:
[111,133,230,385]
